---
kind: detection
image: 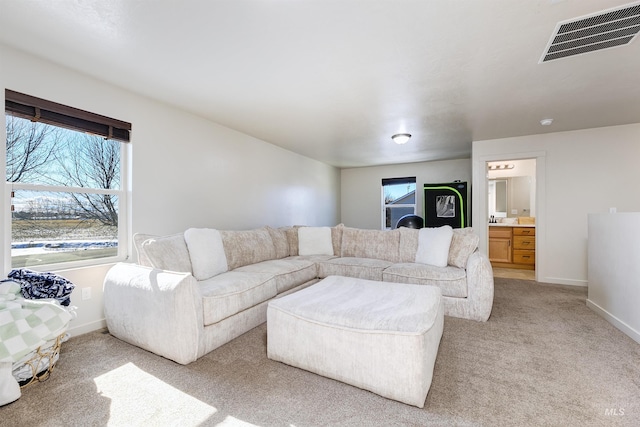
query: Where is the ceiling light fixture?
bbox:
[488,164,515,170]
[391,133,411,144]
[540,118,554,126]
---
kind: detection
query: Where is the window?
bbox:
[382,177,416,230]
[5,90,131,269]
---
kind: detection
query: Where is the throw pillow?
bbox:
[298,226,334,256]
[137,233,193,273]
[448,228,480,268]
[133,233,154,267]
[184,228,228,280]
[415,226,454,267]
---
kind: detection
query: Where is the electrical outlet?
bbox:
[82,287,91,301]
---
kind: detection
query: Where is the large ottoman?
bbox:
[267,275,444,408]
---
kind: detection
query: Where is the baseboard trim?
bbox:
[539,277,587,287]
[586,299,640,345]
[68,318,107,337]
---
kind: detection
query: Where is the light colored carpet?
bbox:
[1,278,639,426]
[492,267,535,281]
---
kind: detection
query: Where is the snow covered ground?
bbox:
[11,240,117,256]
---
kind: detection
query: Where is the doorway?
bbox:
[486,159,537,280]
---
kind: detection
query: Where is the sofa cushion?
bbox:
[340,227,401,263]
[289,254,336,262]
[283,226,301,256]
[266,226,290,259]
[331,224,344,259]
[397,227,419,263]
[400,227,479,267]
[317,257,393,281]
[235,258,318,293]
[448,228,479,268]
[133,233,192,273]
[383,263,467,298]
[220,228,277,270]
[298,226,334,256]
[415,226,453,267]
[198,271,277,325]
[184,228,228,280]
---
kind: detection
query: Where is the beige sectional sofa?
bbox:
[103,224,493,365]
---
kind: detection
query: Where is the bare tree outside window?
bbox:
[54,134,120,226]
[6,115,122,267]
[5,115,59,183]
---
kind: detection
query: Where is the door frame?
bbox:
[472,151,546,282]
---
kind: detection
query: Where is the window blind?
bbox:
[382,177,416,186]
[5,89,131,142]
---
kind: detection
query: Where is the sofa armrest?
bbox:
[443,250,494,322]
[103,263,203,365]
[463,251,494,321]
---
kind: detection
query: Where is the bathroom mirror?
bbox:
[488,179,507,218]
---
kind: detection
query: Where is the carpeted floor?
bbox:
[2,278,639,426]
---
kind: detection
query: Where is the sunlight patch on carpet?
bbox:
[94,362,217,426]
[215,416,261,426]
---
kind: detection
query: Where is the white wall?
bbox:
[587,213,640,344]
[341,159,471,229]
[0,44,340,335]
[473,123,640,286]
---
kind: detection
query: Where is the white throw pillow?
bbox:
[298,226,334,256]
[415,226,454,267]
[184,228,228,280]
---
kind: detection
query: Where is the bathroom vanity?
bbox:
[488,223,535,270]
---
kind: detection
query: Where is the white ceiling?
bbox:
[1,0,639,168]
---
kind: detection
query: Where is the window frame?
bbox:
[4,90,131,272]
[381,177,417,230]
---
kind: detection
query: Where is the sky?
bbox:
[384,182,415,201]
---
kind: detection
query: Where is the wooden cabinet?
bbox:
[489,227,512,263]
[513,227,535,267]
[489,226,535,269]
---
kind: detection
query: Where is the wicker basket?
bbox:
[16,333,67,388]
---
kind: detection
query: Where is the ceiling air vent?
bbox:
[540,1,640,62]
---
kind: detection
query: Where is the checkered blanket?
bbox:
[0,281,72,363]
